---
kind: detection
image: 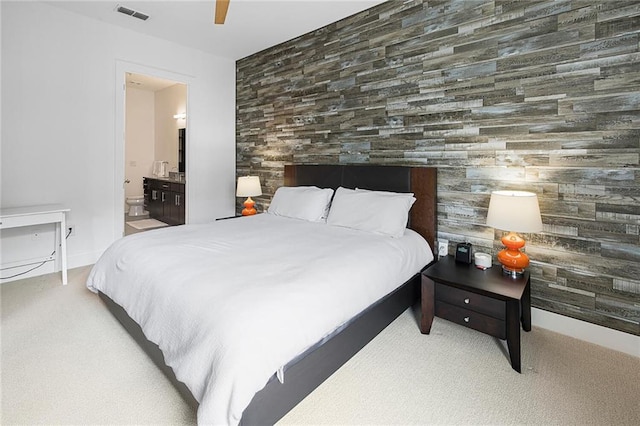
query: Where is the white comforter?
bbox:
[86,214,432,425]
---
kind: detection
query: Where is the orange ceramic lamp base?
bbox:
[497,231,529,277]
[241,196,257,216]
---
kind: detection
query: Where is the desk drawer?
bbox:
[436,283,505,320]
[0,211,64,229]
[435,300,506,339]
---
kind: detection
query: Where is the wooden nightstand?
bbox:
[216,213,262,220]
[420,255,531,373]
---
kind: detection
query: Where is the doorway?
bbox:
[123,73,187,235]
[115,61,191,239]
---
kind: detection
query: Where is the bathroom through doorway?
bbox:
[122,72,188,236]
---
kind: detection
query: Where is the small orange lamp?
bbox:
[486,190,542,277]
[236,176,262,216]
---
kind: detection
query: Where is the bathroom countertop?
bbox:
[145,176,186,184]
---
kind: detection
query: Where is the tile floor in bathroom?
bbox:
[124,213,172,236]
[124,212,150,236]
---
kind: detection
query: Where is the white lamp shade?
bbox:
[486,190,542,233]
[236,176,262,197]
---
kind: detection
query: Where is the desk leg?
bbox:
[55,221,61,273]
[60,214,68,285]
[420,276,435,334]
[506,299,521,373]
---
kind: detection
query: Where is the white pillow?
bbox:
[267,186,334,222]
[327,187,416,238]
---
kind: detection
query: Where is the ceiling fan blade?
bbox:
[214,0,230,24]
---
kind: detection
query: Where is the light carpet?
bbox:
[1,266,638,425]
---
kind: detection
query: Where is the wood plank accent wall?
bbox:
[236,0,640,335]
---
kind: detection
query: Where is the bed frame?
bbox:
[99,164,437,425]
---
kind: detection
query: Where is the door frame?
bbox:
[114,60,192,239]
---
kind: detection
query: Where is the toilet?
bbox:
[126,196,147,217]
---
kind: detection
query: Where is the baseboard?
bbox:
[68,250,101,270]
[0,250,100,284]
[532,308,639,358]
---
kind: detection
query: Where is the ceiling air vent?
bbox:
[116,5,149,21]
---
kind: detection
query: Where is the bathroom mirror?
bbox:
[178,128,186,173]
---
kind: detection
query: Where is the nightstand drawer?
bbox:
[436,283,505,320]
[435,300,506,339]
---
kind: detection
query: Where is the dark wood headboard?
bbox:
[284,165,437,252]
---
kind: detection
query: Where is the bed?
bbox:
[88,164,437,425]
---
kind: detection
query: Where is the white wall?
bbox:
[0,1,236,280]
[125,87,155,200]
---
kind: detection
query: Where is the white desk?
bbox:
[0,204,70,285]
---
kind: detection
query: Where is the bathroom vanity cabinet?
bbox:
[144,177,185,225]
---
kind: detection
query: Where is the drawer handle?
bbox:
[464,298,470,304]
[464,317,470,323]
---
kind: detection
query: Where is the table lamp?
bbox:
[486,190,542,277]
[236,176,262,216]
